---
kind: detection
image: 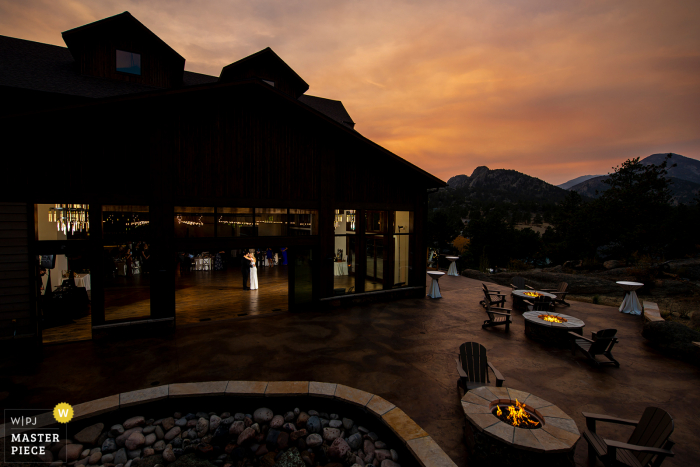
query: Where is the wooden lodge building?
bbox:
[0,12,444,348]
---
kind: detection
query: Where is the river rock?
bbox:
[329,420,343,429]
[88,451,102,464]
[101,453,115,463]
[375,449,392,462]
[305,434,323,448]
[162,446,176,463]
[126,448,141,459]
[229,420,245,436]
[196,417,209,436]
[113,448,127,465]
[234,413,246,421]
[391,449,398,461]
[116,428,142,447]
[330,414,339,420]
[80,449,90,459]
[253,408,274,424]
[210,415,221,432]
[144,433,156,446]
[381,461,400,467]
[277,431,290,450]
[237,427,256,445]
[329,437,350,459]
[306,416,321,434]
[284,412,295,422]
[154,425,164,440]
[164,427,181,441]
[59,444,84,462]
[282,422,297,432]
[125,432,145,451]
[323,427,341,442]
[356,456,366,467]
[71,423,103,445]
[100,438,116,455]
[123,417,145,430]
[186,419,197,427]
[364,440,376,458]
[161,417,175,431]
[175,417,188,427]
[270,415,284,429]
[290,429,307,441]
[296,412,309,428]
[153,440,165,452]
[368,432,379,442]
[143,425,156,434]
[142,447,155,457]
[348,433,363,450]
[342,418,354,430]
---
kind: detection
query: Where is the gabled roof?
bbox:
[219,47,309,98]
[299,95,355,129]
[62,11,184,62]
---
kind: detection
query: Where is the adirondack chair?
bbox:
[455,341,505,394]
[582,407,674,467]
[540,281,570,306]
[523,295,554,312]
[570,329,620,367]
[482,294,512,331]
[510,276,534,291]
[480,283,507,308]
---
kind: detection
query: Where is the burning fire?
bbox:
[495,400,541,428]
[538,314,567,323]
[523,292,541,297]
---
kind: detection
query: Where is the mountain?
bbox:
[446,166,570,203]
[557,175,601,190]
[567,153,700,205]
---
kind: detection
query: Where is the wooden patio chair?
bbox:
[480,283,507,308]
[455,342,505,395]
[482,294,512,331]
[510,276,534,291]
[581,407,674,467]
[569,329,620,367]
[540,281,570,306]
[523,295,554,312]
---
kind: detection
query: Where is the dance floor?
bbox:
[41,265,289,345]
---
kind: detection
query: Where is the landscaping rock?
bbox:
[101,453,114,463]
[125,432,145,451]
[144,433,156,446]
[123,417,145,430]
[154,425,164,440]
[59,444,84,462]
[195,417,209,436]
[237,427,256,445]
[102,438,117,454]
[328,420,343,429]
[306,416,321,434]
[296,412,309,428]
[305,434,323,448]
[342,418,354,430]
[229,420,245,436]
[329,437,350,459]
[254,408,274,424]
[88,451,101,464]
[323,428,341,442]
[381,460,401,467]
[209,415,221,432]
[113,448,128,465]
[348,433,363,450]
[270,415,284,429]
[162,446,175,463]
[163,427,180,441]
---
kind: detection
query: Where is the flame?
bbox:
[524,292,541,297]
[538,314,567,323]
[494,400,540,428]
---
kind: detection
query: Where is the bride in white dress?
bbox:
[247,251,259,290]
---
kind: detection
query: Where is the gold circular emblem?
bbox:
[53,402,73,423]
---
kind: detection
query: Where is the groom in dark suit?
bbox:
[241,250,251,290]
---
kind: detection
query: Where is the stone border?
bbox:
[522,311,585,329]
[461,386,579,454]
[0,381,456,467]
[642,301,664,322]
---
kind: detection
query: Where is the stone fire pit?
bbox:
[461,386,579,467]
[522,311,585,346]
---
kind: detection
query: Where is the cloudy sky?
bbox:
[2,0,699,184]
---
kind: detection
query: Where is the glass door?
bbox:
[289,247,314,309]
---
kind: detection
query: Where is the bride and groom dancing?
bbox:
[241,250,259,290]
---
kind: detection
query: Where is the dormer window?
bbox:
[262,79,275,87]
[116,50,141,75]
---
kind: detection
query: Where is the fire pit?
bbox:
[523,311,584,346]
[461,386,579,467]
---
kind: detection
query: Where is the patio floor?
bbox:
[1,274,698,466]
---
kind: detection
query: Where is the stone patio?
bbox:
[1,275,698,466]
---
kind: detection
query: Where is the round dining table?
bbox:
[445,256,460,276]
[427,271,446,298]
[616,281,644,315]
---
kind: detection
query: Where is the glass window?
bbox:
[175,206,215,238]
[394,211,414,233]
[218,207,254,237]
[333,233,359,295]
[103,243,150,321]
[37,204,89,240]
[334,209,357,235]
[289,209,318,235]
[255,208,288,236]
[365,235,386,291]
[365,211,387,233]
[116,50,141,75]
[393,234,412,287]
[103,205,149,238]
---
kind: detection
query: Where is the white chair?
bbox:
[202,257,212,271]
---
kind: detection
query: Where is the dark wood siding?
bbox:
[0,202,35,340]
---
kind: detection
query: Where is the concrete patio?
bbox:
[1,274,698,466]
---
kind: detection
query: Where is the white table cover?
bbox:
[427,272,445,298]
[74,273,91,291]
[334,261,348,276]
[617,281,643,315]
[446,256,459,276]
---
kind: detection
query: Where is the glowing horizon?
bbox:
[2,0,698,186]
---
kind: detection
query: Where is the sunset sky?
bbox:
[2,0,698,185]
